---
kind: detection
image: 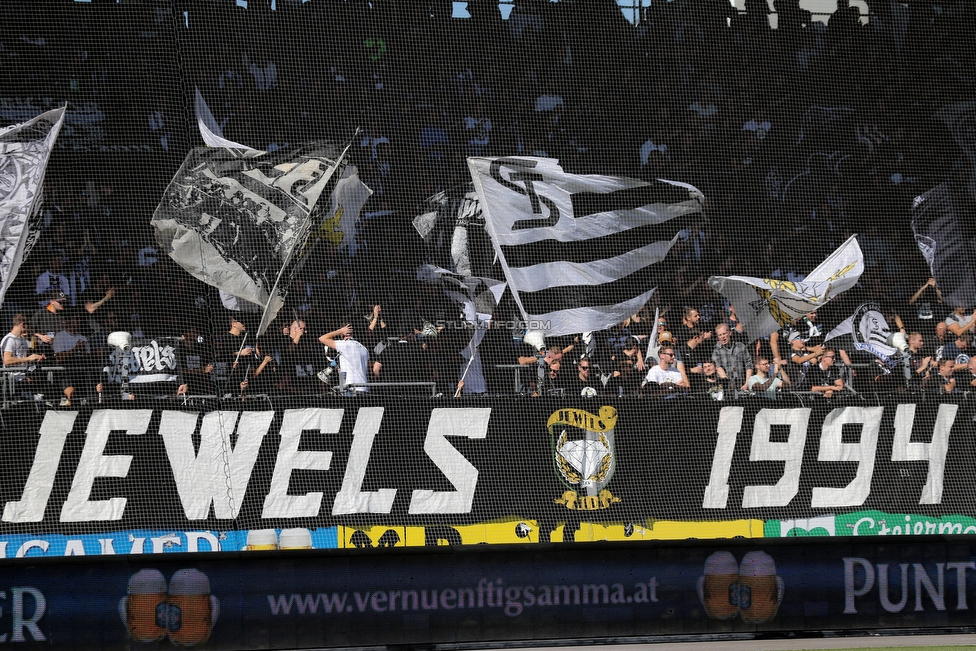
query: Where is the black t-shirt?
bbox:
[807,363,841,390]
[691,372,725,396]
[677,343,708,370]
[559,372,600,396]
[280,335,323,391]
[212,332,251,386]
[178,340,214,395]
[376,340,428,387]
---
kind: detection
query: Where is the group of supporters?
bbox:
[4,277,975,404]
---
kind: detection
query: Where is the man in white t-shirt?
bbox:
[643,347,688,397]
[3,314,45,383]
[320,323,370,394]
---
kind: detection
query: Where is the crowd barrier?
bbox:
[1,395,975,557]
[3,536,976,649]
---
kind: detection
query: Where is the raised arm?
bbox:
[319,324,352,351]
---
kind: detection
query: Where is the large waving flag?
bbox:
[709,235,864,341]
[0,107,65,306]
[152,141,348,334]
[910,183,976,308]
[468,156,703,336]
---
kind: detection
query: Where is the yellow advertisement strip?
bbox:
[339,519,541,548]
[339,519,762,547]
[576,519,765,542]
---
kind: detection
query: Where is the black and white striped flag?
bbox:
[468,157,703,336]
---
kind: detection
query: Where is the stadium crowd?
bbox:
[1,0,975,403]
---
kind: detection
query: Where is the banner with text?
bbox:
[4,538,976,649]
[2,397,976,556]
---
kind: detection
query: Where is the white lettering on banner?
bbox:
[64,540,85,556]
[811,407,882,508]
[332,408,396,515]
[186,531,220,552]
[892,403,955,504]
[60,410,152,522]
[0,588,47,642]
[742,408,810,508]
[3,411,76,523]
[701,407,744,509]
[409,408,491,514]
[704,405,956,509]
[262,408,340,519]
[843,557,975,614]
[159,411,274,519]
[15,540,48,558]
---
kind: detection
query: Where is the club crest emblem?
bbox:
[549,406,621,511]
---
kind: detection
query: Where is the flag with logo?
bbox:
[152,141,348,334]
[0,106,65,306]
[825,302,900,365]
[910,183,976,309]
[468,156,703,336]
[708,235,864,341]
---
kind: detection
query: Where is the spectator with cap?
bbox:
[788,332,822,391]
[30,290,67,356]
[604,336,645,396]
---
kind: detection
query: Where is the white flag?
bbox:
[708,235,864,341]
[0,107,65,306]
[194,87,258,153]
[314,166,373,251]
[468,156,702,336]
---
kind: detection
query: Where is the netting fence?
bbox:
[1,0,975,555]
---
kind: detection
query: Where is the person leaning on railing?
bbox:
[2,314,46,384]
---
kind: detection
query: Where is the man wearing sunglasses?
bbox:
[643,347,689,396]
